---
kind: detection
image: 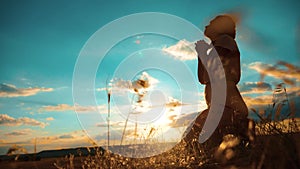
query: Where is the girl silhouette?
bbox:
[183,15,249,156]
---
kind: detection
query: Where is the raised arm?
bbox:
[195,40,212,84]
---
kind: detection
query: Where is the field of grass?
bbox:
[1,125,299,169]
[1,84,299,169]
[2,109,300,169]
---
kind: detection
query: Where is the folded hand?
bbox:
[195,40,211,56]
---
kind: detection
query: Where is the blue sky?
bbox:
[0,0,299,155]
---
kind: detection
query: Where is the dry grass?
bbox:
[48,83,300,169]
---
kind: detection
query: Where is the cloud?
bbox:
[0,130,93,155]
[31,131,89,146]
[249,61,300,84]
[96,87,107,92]
[58,134,74,139]
[39,104,106,113]
[164,97,184,120]
[165,97,183,108]
[241,84,300,120]
[0,114,47,128]
[239,82,272,95]
[5,129,33,136]
[107,72,160,116]
[75,104,106,113]
[40,104,73,112]
[110,79,132,92]
[111,72,159,93]
[46,117,54,121]
[96,121,125,128]
[132,72,159,90]
[94,129,122,142]
[243,95,273,107]
[0,83,53,97]
[162,40,197,61]
[287,86,300,97]
[168,112,198,128]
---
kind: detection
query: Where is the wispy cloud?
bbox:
[239,82,272,95]
[29,130,89,146]
[96,121,125,128]
[96,87,107,92]
[249,61,300,84]
[0,83,53,97]
[243,95,273,107]
[168,112,198,128]
[39,104,106,113]
[162,40,197,61]
[0,130,92,154]
[46,117,54,121]
[58,134,74,139]
[0,114,47,128]
[39,104,73,112]
[5,129,33,136]
[243,85,300,111]
[94,129,122,142]
[287,86,300,96]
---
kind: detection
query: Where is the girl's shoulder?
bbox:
[213,34,238,52]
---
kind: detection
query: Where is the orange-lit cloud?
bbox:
[40,104,73,112]
[168,112,198,128]
[239,82,272,95]
[249,61,300,83]
[286,86,300,96]
[39,104,106,113]
[5,129,33,136]
[0,83,53,97]
[96,121,125,128]
[0,130,93,154]
[46,117,54,121]
[165,97,183,108]
[31,130,88,145]
[162,39,197,61]
[242,84,300,108]
[94,129,123,144]
[0,114,47,128]
[243,95,273,107]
